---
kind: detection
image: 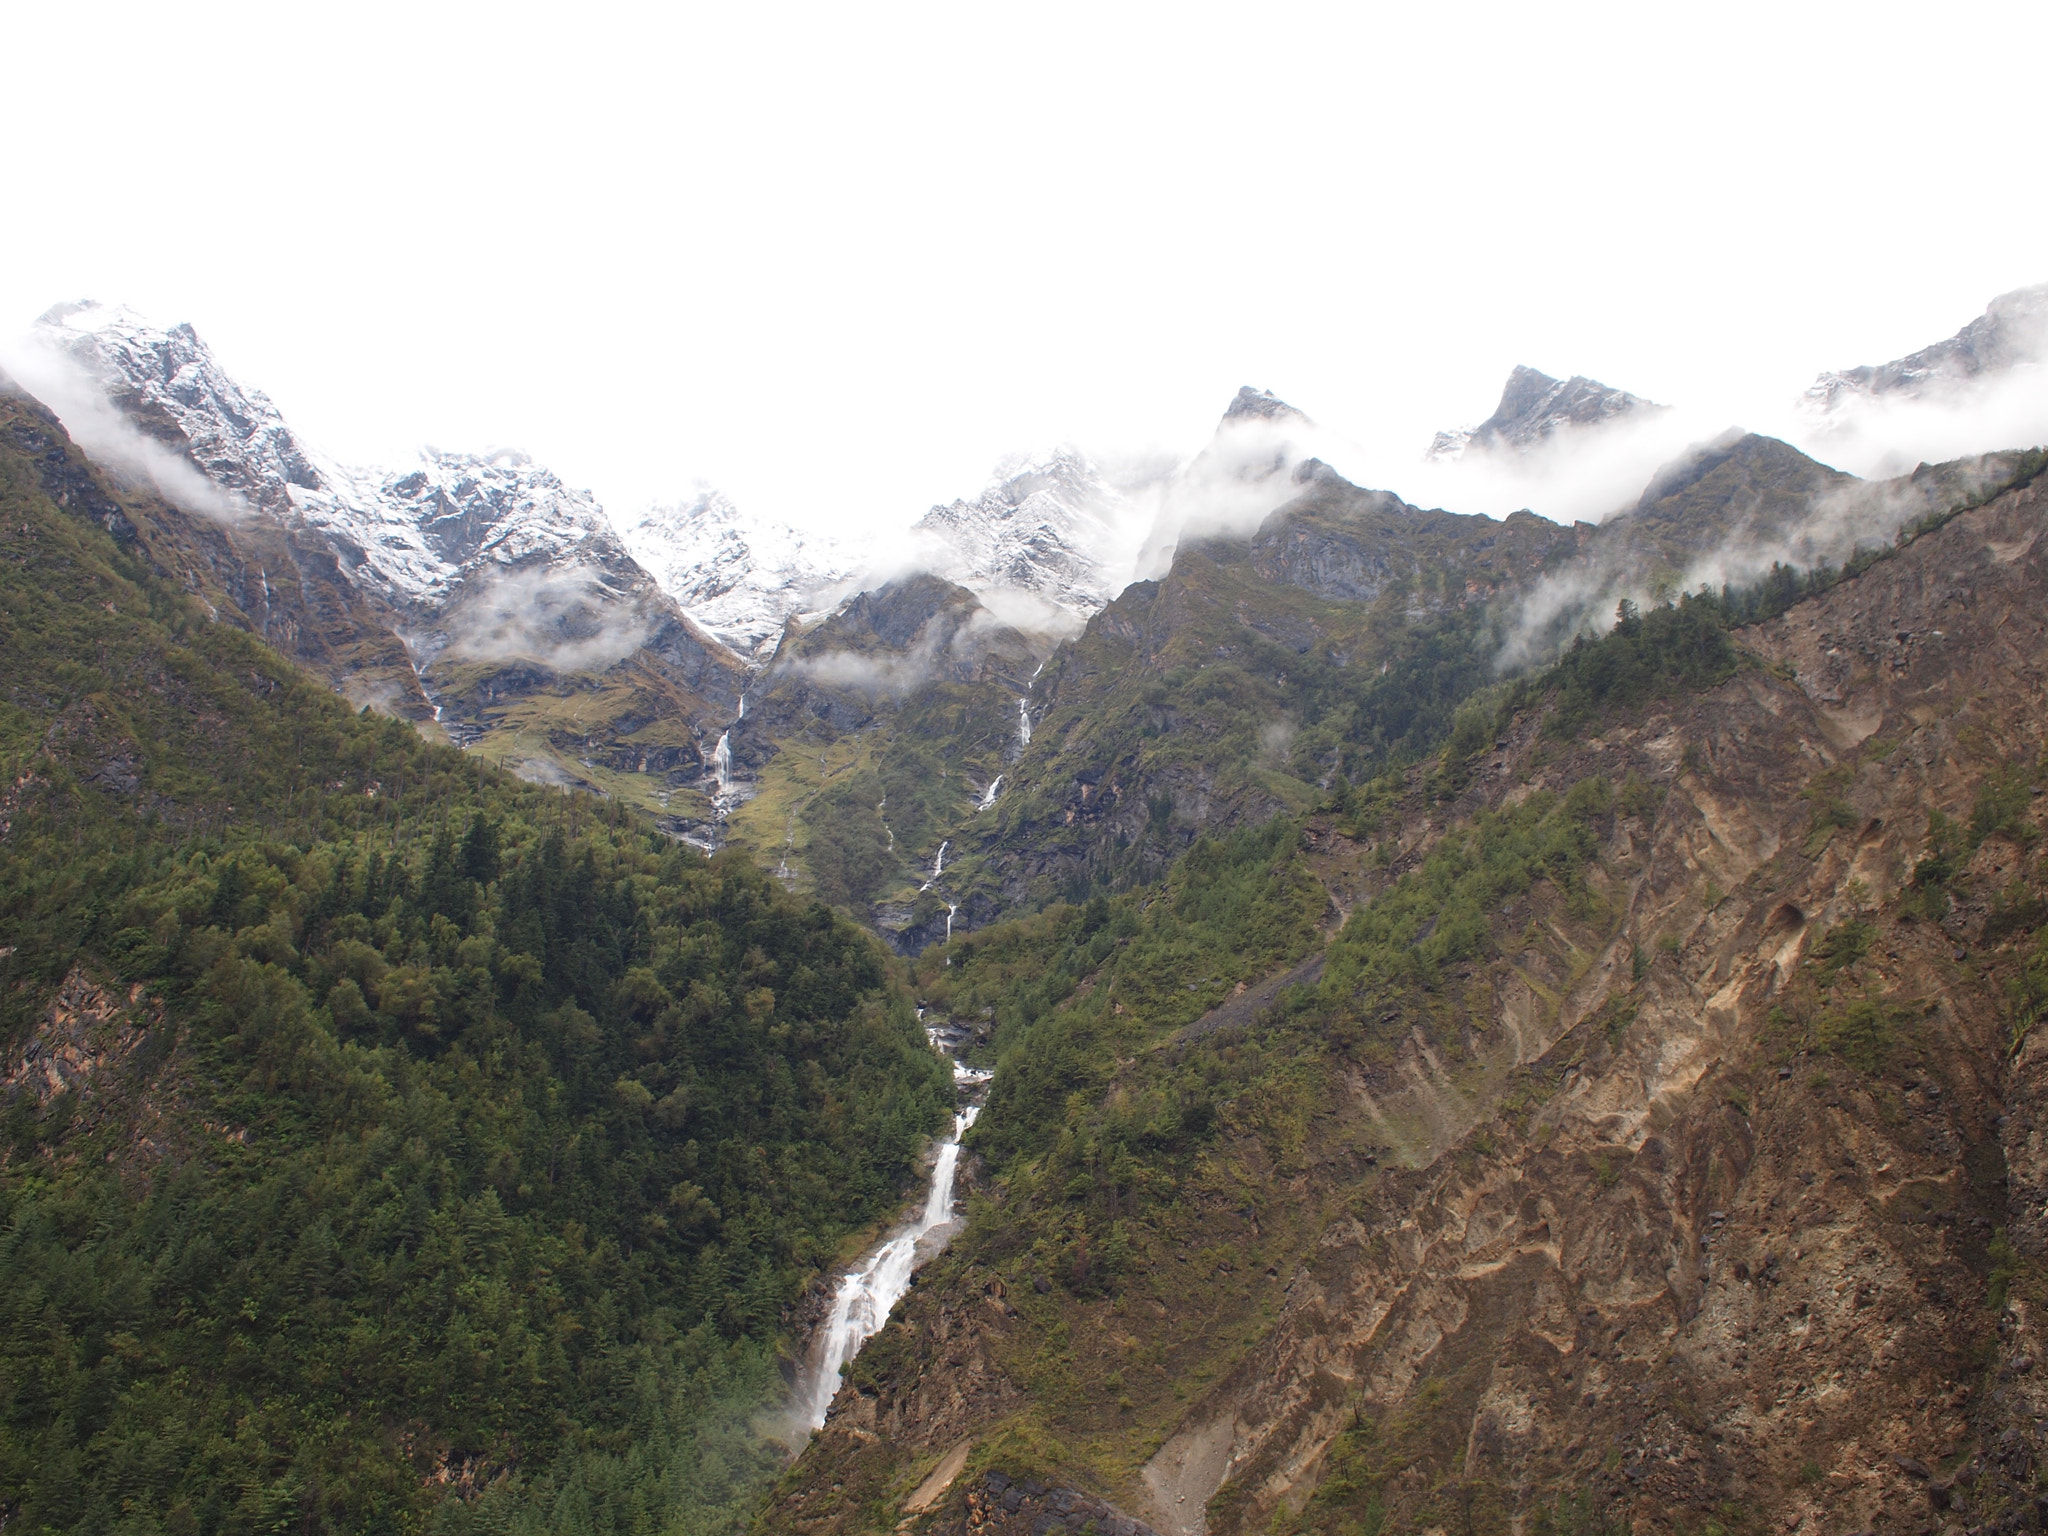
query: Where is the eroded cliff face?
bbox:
[764,476,2048,1535]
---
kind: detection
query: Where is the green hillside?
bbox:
[0,389,950,1535]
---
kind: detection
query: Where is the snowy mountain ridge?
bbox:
[1427,364,1662,462]
[1803,282,2048,413]
[618,488,857,659]
[26,302,1145,665]
[906,444,1135,627]
[32,302,633,617]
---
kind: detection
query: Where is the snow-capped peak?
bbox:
[908,445,1136,625]
[27,301,634,613]
[1804,282,2048,414]
[617,488,855,659]
[1428,365,1661,463]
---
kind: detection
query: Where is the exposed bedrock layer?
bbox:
[765,478,2048,1534]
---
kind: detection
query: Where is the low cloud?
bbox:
[1789,365,2048,481]
[439,563,653,673]
[971,585,1086,638]
[0,329,247,522]
[786,645,935,696]
[1390,407,1731,528]
[779,587,1043,698]
[1494,447,2028,673]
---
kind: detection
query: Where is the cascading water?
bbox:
[711,732,734,803]
[797,1101,982,1430]
[920,840,948,889]
[1016,697,1032,748]
[977,775,1003,810]
[945,902,958,943]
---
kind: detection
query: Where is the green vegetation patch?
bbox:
[0,419,951,1536]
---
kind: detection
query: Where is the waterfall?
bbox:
[711,732,733,800]
[945,902,958,943]
[977,775,1003,810]
[921,840,948,889]
[1016,697,1032,748]
[798,1104,981,1430]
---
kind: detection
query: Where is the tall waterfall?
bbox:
[920,840,948,889]
[797,1104,980,1430]
[711,731,733,800]
[977,775,1004,810]
[1016,697,1032,748]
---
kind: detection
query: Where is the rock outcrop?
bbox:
[766,468,2048,1534]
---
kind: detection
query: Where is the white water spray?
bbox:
[711,732,734,802]
[1015,697,1032,748]
[798,1104,980,1430]
[977,775,1004,810]
[945,902,958,943]
[920,840,948,890]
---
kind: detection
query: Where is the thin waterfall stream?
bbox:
[794,1019,990,1432]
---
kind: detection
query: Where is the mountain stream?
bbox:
[795,1019,990,1431]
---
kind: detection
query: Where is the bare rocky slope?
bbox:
[763,465,2048,1535]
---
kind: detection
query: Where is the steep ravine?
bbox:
[762,474,2048,1534]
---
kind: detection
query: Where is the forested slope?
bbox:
[0,384,951,1535]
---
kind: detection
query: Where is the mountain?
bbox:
[0,382,951,1534]
[20,283,2048,1536]
[20,302,750,810]
[907,446,1137,631]
[767,448,2048,1536]
[711,573,1049,948]
[618,486,856,660]
[35,302,621,614]
[1428,364,1663,462]
[1805,281,2048,413]
[933,459,1584,919]
[1130,386,1317,582]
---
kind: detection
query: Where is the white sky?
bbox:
[6,0,2046,537]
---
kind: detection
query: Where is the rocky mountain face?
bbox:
[765,455,2048,1536]
[21,302,749,809]
[618,486,855,660]
[1806,282,2048,413]
[935,462,1585,915]
[715,414,2018,954]
[1429,364,1663,462]
[708,573,1051,947]
[907,447,1138,629]
[12,277,2048,1536]
[1130,387,1316,582]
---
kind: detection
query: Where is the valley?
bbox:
[4,281,2048,1536]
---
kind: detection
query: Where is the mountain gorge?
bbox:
[6,282,2048,1536]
